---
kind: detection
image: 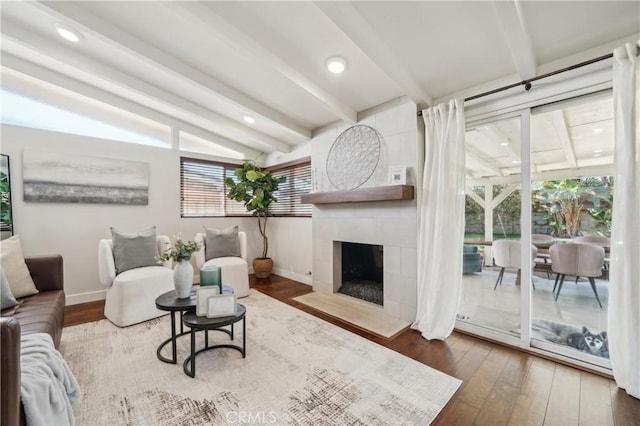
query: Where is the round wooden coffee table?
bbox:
[155,285,233,364]
[182,304,246,378]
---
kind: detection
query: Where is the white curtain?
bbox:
[609,40,640,399]
[412,99,465,340]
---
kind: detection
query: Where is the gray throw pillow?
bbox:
[1,266,17,310]
[110,226,158,274]
[205,226,241,261]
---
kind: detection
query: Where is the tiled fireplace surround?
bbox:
[310,99,419,323]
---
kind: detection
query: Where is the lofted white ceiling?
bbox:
[0,1,638,158]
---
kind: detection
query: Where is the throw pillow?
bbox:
[0,236,39,299]
[205,225,241,260]
[0,267,17,310]
[110,226,158,274]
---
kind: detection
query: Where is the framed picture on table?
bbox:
[196,286,219,316]
[206,294,237,318]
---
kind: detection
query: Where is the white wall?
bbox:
[268,217,312,284]
[1,124,312,304]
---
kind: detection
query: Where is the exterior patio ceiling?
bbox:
[465,92,614,181]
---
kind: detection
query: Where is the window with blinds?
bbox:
[270,161,312,217]
[180,158,250,217]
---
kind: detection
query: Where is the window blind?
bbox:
[270,162,312,217]
[180,157,250,217]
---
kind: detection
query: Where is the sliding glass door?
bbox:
[458,90,613,370]
[529,92,613,368]
[460,114,526,341]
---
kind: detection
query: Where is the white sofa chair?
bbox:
[98,236,174,327]
[194,231,249,298]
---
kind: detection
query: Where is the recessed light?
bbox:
[593,153,601,157]
[593,127,604,134]
[500,142,509,146]
[54,23,82,43]
[511,160,521,164]
[593,149,603,153]
[242,115,255,124]
[326,56,347,74]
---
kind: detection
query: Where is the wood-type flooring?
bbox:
[64,275,640,425]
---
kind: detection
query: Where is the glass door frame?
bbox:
[457,97,613,374]
[458,109,532,350]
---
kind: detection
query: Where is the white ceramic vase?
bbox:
[173,260,194,298]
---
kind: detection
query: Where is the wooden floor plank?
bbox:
[458,347,511,408]
[579,372,614,426]
[544,365,581,426]
[507,361,554,426]
[62,275,640,425]
[63,300,105,327]
[433,399,480,426]
[474,381,519,425]
[499,351,532,390]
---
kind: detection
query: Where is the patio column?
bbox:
[484,183,493,266]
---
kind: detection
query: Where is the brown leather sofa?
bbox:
[0,255,65,426]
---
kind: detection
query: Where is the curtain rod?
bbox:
[417,52,613,115]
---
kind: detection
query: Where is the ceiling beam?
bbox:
[1,21,292,154]
[314,1,433,108]
[163,1,357,124]
[33,1,312,142]
[548,110,578,168]
[493,0,537,80]
[466,164,614,186]
[1,53,259,159]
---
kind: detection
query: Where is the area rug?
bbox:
[293,292,410,339]
[61,290,460,425]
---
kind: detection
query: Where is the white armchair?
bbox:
[98,235,174,327]
[194,231,249,297]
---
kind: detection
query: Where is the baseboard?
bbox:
[66,290,106,305]
[272,267,312,285]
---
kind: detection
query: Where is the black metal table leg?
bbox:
[182,328,196,378]
[157,311,183,364]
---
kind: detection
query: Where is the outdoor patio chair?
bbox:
[550,242,605,308]
[492,240,537,290]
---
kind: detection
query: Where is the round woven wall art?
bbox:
[326,125,382,190]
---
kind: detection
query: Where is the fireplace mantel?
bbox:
[301,185,414,204]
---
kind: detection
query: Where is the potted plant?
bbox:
[224,158,285,278]
[157,235,202,298]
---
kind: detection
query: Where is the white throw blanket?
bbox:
[20,333,81,426]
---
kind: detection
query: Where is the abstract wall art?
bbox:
[23,150,149,205]
[326,125,382,190]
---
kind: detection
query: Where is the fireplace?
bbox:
[337,242,383,305]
